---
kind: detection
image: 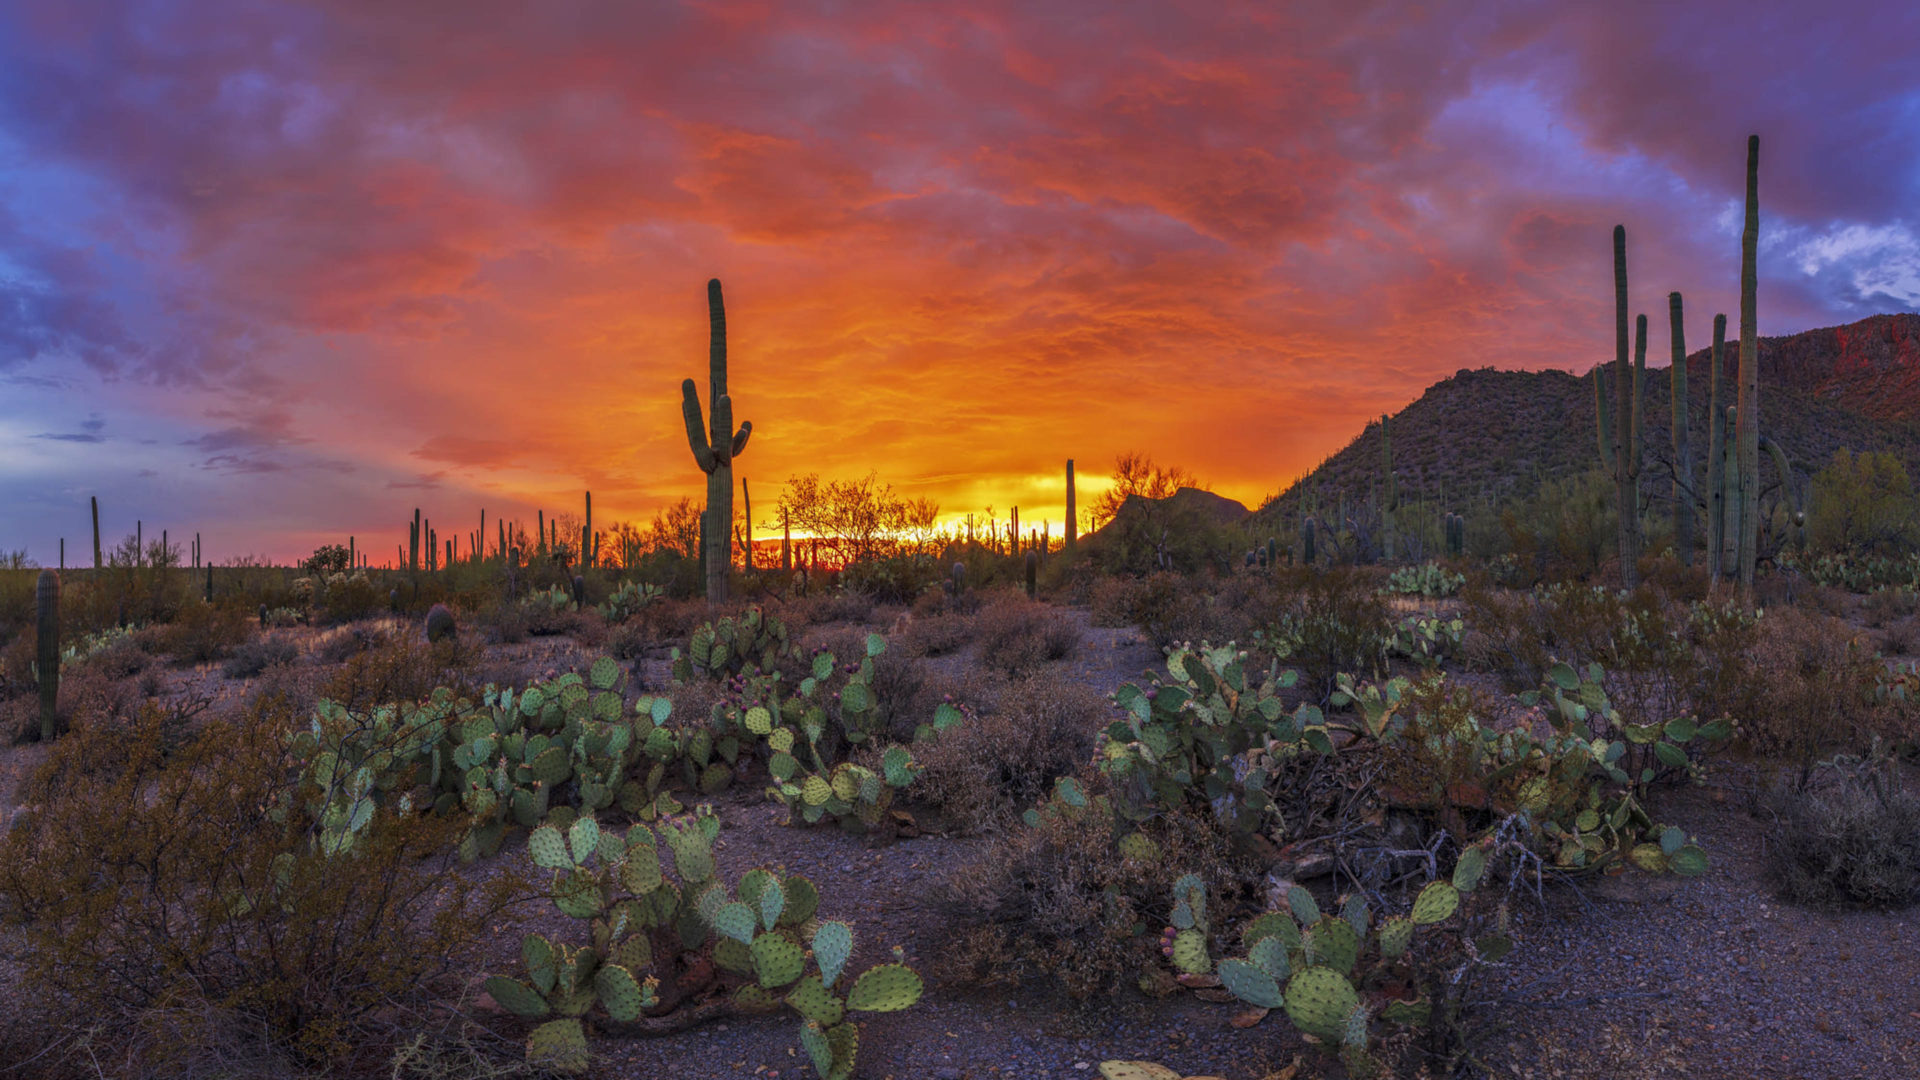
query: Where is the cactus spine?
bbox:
[36,569,58,742]
[1735,135,1760,592]
[1594,225,1645,588]
[682,279,752,603]
[1669,292,1693,566]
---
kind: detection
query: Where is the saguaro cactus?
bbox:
[583,492,592,568]
[1669,293,1693,566]
[1064,460,1076,551]
[91,496,102,570]
[36,569,58,742]
[1594,225,1646,588]
[682,279,753,603]
[1735,135,1761,592]
[741,478,753,571]
[1706,314,1728,579]
[1379,415,1398,562]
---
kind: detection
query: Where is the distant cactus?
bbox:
[1064,459,1077,552]
[1302,516,1317,566]
[1669,292,1694,566]
[1734,134,1761,591]
[1594,225,1646,588]
[570,575,585,611]
[91,496,102,570]
[1025,549,1038,598]
[36,570,58,742]
[259,603,268,627]
[426,603,457,643]
[683,279,753,603]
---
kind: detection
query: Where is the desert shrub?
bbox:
[77,629,159,681]
[317,633,472,713]
[604,619,652,660]
[1088,574,1140,628]
[1862,585,1918,628]
[1258,565,1389,700]
[893,610,974,658]
[222,632,300,679]
[936,803,1257,999]
[314,621,387,665]
[840,552,943,605]
[914,673,1102,832]
[1740,607,1886,787]
[0,698,525,1071]
[1764,743,1920,908]
[808,588,876,626]
[320,571,382,624]
[975,594,1081,678]
[1808,448,1915,557]
[1882,618,1918,657]
[157,600,252,665]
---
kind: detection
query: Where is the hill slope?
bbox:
[1253,313,1920,528]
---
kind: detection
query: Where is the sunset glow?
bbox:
[3,1,1917,562]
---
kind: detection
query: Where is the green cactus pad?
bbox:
[552,868,603,919]
[812,920,854,989]
[799,1020,859,1080]
[1287,885,1321,926]
[530,745,571,786]
[714,901,758,945]
[1305,916,1360,975]
[1243,911,1301,952]
[1170,899,1196,931]
[751,933,806,988]
[769,751,800,781]
[713,935,752,974]
[1410,881,1459,925]
[1342,1001,1371,1047]
[759,877,786,930]
[1118,833,1161,862]
[802,775,832,806]
[785,974,847,1026]
[528,825,570,870]
[664,822,715,883]
[482,976,550,1018]
[618,934,653,972]
[1340,893,1371,939]
[1453,846,1487,892]
[589,656,619,690]
[1669,844,1708,876]
[1171,928,1210,974]
[1248,935,1290,981]
[620,846,663,895]
[1283,966,1360,1042]
[1217,957,1284,1009]
[523,933,557,994]
[781,875,821,925]
[594,963,648,1022]
[526,1018,589,1074]
[568,816,600,866]
[1377,916,1414,959]
[846,963,923,1012]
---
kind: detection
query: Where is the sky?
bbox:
[2,0,1918,565]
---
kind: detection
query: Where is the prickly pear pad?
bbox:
[846,963,924,1012]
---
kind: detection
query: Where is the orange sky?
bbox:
[2,2,1918,563]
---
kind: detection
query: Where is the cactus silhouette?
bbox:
[682,279,753,603]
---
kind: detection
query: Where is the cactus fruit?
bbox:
[35,569,58,742]
[845,963,923,1012]
[1284,966,1360,1042]
[425,603,456,643]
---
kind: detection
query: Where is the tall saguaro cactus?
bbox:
[91,496,102,570]
[1064,460,1076,551]
[1706,314,1728,579]
[1669,292,1693,566]
[1594,226,1646,588]
[683,278,753,603]
[1735,135,1761,593]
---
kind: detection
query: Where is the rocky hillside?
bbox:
[1253,313,1920,526]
